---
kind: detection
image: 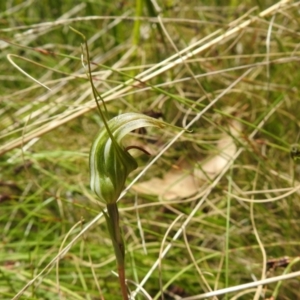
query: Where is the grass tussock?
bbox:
[1,0,300,299]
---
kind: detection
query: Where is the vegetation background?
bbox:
[1,0,300,299]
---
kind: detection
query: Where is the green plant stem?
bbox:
[132,0,142,46]
[106,203,128,300]
[225,174,232,298]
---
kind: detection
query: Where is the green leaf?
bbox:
[90,112,165,203]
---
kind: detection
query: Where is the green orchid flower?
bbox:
[70,27,171,299]
[89,112,165,204]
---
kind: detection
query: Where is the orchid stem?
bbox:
[105,203,128,300]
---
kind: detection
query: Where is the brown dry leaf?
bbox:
[194,119,241,183]
[133,119,241,200]
[133,162,199,200]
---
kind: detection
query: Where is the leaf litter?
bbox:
[133,118,242,200]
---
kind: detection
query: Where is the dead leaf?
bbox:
[194,119,241,182]
[133,119,241,200]
[133,163,199,200]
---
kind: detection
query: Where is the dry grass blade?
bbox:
[0,0,290,155]
[2,0,300,299]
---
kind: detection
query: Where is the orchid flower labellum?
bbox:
[89,112,165,204]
